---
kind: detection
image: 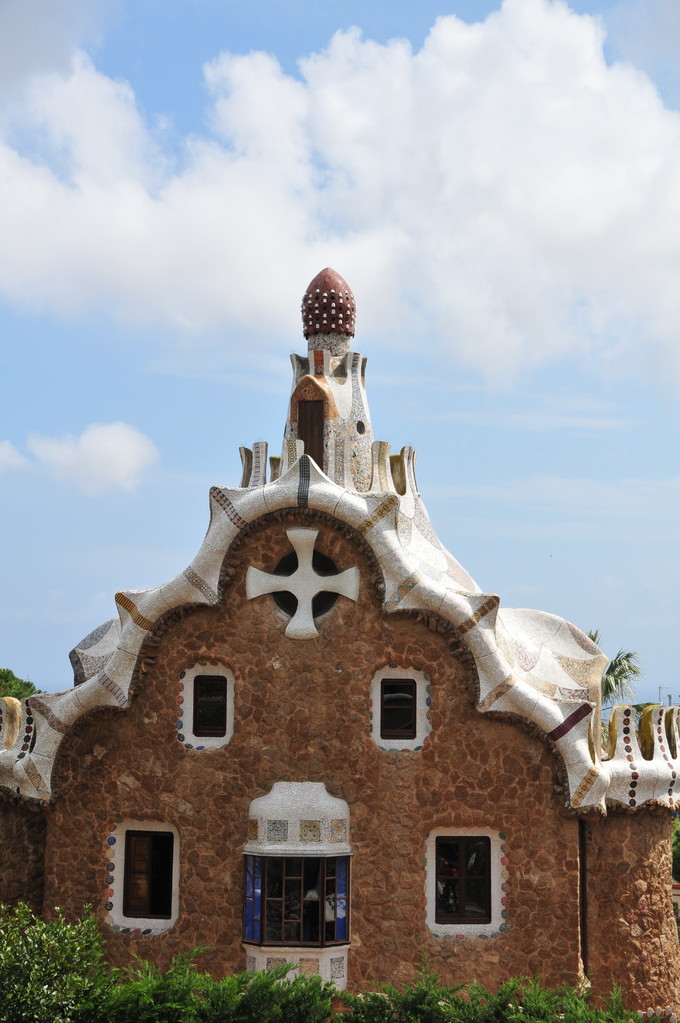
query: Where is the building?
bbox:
[1,268,679,1004]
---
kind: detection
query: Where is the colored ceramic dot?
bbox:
[625,745,632,753]
[623,727,630,735]
[499,922,508,932]
[142,929,152,935]
[176,721,183,729]
[426,697,432,706]
[632,772,639,779]
[177,733,185,741]
[196,745,205,751]
[104,902,113,911]
[107,862,115,872]
[499,832,507,840]
[629,799,636,806]
[623,717,630,725]
[105,875,114,884]
[107,836,116,845]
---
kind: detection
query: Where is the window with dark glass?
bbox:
[380,679,417,739]
[193,675,227,737]
[243,855,349,946]
[123,831,174,918]
[435,836,490,924]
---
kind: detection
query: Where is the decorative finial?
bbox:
[301,268,355,340]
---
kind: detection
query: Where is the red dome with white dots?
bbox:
[301,268,355,339]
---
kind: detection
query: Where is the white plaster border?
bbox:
[103,819,180,935]
[243,944,349,990]
[370,665,432,752]
[424,826,508,939]
[177,663,235,750]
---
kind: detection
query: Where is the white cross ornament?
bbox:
[245,528,360,639]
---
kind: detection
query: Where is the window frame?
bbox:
[123,830,175,920]
[424,827,505,938]
[434,835,491,925]
[370,666,432,751]
[102,819,180,935]
[176,664,235,751]
[192,674,228,737]
[243,854,350,948]
[379,678,417,739]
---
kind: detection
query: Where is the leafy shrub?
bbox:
[0,903,112,1023]
[106,955,335,1023]
[336,965,638,1023]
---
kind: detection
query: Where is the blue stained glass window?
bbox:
[243,854,349,947]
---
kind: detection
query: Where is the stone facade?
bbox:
[1,269,679,1007]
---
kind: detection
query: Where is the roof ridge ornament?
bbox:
[302,268,355,353]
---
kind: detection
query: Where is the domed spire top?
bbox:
[302,268,355,343]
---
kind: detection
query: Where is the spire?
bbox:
[302,268,355,356]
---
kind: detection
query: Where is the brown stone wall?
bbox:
[44,514,583,989]
[0,797,46,910]
[585,810,680,1008]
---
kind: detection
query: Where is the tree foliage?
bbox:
[588,630,641,708]
[0,667,40,700]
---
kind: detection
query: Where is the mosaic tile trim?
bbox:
[297,456,311,508]
[21,757,50,800]
[358,495,399,535]
[654,709,677,804]
[513,639,540,672]
[299,958,320,975]
[27,697,69,735]
[75,651,109,682]
[250,441,267,488]
[266,958,288,970]
[313,350,324,375]
[182,567,218,604]
[210,486,247,528]
[96,671,129,708]
[547,703,592,742]
[396,510,414,545]
[77,618,115,651]
[555,654,598,688]
[457,595,500,635]
[300,820,321,842]
[374,441,391,490]
[329,819,347,843]
[330,957,345,980]
[16,700,34,758]
[477,676,515,712]
[267,820,289,842]
[114,593,153,631]
[570,767,601,808]
[383,571,422,612]
[567,623,601,655]
[413,499,443,548]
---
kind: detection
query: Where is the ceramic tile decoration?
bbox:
[1,268,678,1006]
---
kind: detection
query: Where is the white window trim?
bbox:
[103,819,180,935]
[424,826,507,939]
[177,663,235,750]
[370,665,431,751]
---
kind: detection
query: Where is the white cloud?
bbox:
[0,440,26,473]
[0,0,102,94]
[0,0,678,383]
[27,422,159,495]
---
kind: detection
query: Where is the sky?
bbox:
[1,0,679,706]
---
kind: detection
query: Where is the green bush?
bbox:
[336,966,638,1023]
[107,956,335,1023]
[0,903,112,1023]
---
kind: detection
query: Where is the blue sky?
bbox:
[1,0,679,705]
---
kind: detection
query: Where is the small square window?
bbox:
[123,830,174,919]
[193,675,227,737]
[380,679,417,739]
